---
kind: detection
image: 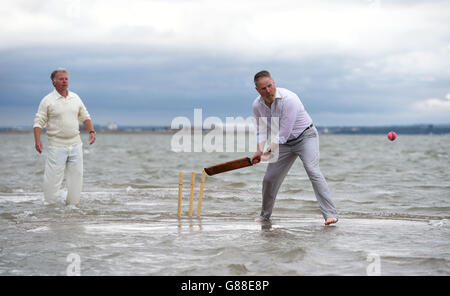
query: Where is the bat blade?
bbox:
[204,157,253,176]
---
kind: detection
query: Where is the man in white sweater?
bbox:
[33,68,96,205]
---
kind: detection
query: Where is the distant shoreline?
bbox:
[2,124,450,135]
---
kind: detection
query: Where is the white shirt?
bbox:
[33,90,91,147]
[252,87,312,144]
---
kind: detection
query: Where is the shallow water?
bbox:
[0,133,449,275]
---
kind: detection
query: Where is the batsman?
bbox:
[250,70,339,225]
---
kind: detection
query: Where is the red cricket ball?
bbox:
[387,131,397,141]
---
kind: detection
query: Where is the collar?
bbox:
[274,88,282,99]
[53,89,74,100]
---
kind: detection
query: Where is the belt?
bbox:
[286,123,314,143]
[303,123,314,133]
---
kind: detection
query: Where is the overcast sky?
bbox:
[1,0,449,127]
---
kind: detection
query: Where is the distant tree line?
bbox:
[316,124,450,134]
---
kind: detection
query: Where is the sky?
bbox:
[0,0,449,127]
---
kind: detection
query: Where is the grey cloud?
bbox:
[0,45,448,126]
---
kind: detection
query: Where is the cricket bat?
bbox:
[204,157,253,176]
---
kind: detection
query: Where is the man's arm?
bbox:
[83,119,96,145]
[251,104,265,164]
[34,127,43,153]
[273,96,299,145]
[33,97,48,154]
[251,108,279,163]
[251,140,265,164]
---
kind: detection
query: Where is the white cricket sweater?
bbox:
[33,90,91,147]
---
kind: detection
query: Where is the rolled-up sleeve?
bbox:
[33,99,48,129]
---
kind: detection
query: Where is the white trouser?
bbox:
[43,143,83,205]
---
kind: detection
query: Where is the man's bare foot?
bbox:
[325,217,338,225]
[254,216,271,223]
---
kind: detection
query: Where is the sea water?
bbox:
[0,133,449,275]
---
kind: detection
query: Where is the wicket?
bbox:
[177,172,183,217]
[177,170,206,218]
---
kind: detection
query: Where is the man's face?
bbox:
[255,76,276,101]
[53,72,69,91]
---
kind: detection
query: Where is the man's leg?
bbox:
[259,146,297,220]
[43,146,67,204]
[66,143,83,205]
[294,128,338,222]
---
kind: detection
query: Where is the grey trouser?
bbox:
[260,126,338,220]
